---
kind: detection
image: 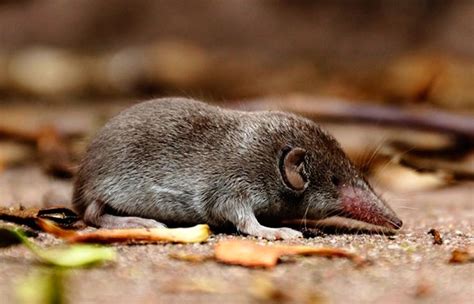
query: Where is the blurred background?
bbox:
[0,0,473,102]
[0,0,473,204]
[0,2,473,303]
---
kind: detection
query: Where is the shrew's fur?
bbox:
[73,98,401,239]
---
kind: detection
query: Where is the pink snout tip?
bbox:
[339,186,403,230]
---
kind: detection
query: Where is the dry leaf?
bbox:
[449,248,474,264]
[0,207,81,230]
[37,208,81,228]
[0,206,40,229]
[214,240,367,268]
[37,218,211,244]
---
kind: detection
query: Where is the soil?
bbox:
[0,101,472,304]
[0,165,472,304]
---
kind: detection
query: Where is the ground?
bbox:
[0,165,472,304]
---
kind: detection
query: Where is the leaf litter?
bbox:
[0,226,115,267]
[449,248,474,264]
[37,218,211,244]
[36,219,369,268]
[214,239,368,268]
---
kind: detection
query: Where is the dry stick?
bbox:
[227,96,474,140]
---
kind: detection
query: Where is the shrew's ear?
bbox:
[279,146,309,192]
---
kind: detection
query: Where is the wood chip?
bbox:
[427,229,443,245]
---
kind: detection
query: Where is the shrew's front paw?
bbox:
[249,227,303,240]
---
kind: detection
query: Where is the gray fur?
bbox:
[72,98,401,240]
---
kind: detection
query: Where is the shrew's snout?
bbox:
[338,186,403,230]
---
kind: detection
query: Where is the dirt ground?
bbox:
[0,1,473,302]
[0,164,472,304]
[0,101,472,304]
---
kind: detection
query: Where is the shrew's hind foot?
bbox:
[82,199,167,229]
[94,214,167,229]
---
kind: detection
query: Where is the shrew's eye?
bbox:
[331,175,341,187]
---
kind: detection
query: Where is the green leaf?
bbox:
[16,269,66,304]
[0,226,116,267]
[36,244,116,268]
